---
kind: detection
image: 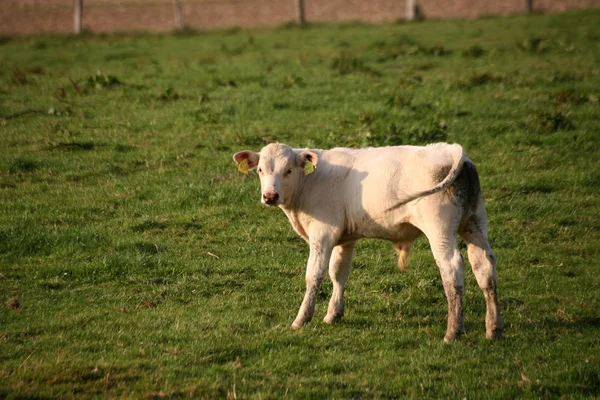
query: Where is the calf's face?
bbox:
[233,144,318,207]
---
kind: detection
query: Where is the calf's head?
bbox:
[233,143,318,207]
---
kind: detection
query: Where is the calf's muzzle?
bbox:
[262,191,279,205]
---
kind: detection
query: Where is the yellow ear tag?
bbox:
[236,158,249,174]
[304,160,316,176]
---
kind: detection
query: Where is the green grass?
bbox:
[1,10,600,398]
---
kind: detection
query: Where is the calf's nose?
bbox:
[262,191,279,205]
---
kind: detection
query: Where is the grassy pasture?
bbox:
[1,10,600,398]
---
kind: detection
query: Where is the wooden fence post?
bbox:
[406,0,415,21]
[73,0,83,34]
[174,0,184,31]
[296,0,305,25]
[526,0,534,12]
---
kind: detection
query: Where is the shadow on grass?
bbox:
[0,391,56,400]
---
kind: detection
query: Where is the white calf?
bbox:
[233,143,503,341]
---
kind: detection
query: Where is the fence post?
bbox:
[174,0,184,30]
[526,0,534,12]
[73,0,83,34]
[406,0,415,21]
[296,0,305,25]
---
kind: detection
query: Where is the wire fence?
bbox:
[1,0,599,35]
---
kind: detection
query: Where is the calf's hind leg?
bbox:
[427,237,466,342]
[460,205,503,339]
[324,242,355,324]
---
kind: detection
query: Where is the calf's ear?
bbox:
[296,150,319,168]
[233,151,260,171]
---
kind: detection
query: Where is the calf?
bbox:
[233,143,503,341]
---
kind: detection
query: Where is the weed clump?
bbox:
[462,44,485,58]
[213,78,237,87]
[86,72,121,89]
[282,74,305,88]
[362,123,404,147]
[360,120,448,147]
[6,297,20,310]
[405,44,450,56]
[330,53,381,76]
[49,142,96,151]
[517,37,548,53]
[398,75,424,87]
[198,93,211,103]
[195,106,220,124]
[469,73,497,86]
[539,110,574,133]
[386,91,414,109]
[47,106,72,117]
[11,68,28,85]
[407,121,448,143]
[159,86,181,101]
[371,37,449,63]
[539,109,574,133]
[459,72,501,89]
[553,89,588,106]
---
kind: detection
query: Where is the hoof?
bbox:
[323,313,342,324]
[486,328,503,340]
[443,331,463,343]
[291,321,304,330]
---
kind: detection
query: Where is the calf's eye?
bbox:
[285,169,292,176]
[258,168,263,174]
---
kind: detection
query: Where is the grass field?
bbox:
[1,10,600,398]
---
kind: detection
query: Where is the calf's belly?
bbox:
[339,221,423,244]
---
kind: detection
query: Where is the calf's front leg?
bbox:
[291,237,334,330]
[324,242,355,324]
